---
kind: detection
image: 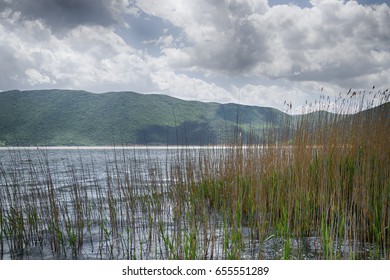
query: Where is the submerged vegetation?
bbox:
[0,88,389,259]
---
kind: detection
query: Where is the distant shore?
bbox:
[0,145,232,151]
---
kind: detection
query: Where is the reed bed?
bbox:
[196,88,389,259]
[0,88,388,259]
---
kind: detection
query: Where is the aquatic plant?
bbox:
[0,87,388,259]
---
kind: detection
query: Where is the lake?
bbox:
[0,146,244,260]
[0,146,381,260]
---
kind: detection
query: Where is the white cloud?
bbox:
[136,0,271,74]
[150,70,235,103]
[0,11,154,92]
[25,68,54,86]
[136,0,390,88]
[0,0,389,111]
[233,82,313,113]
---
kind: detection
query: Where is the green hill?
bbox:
[0,89,289,146]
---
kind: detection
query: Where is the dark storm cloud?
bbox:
[0,0,119,32]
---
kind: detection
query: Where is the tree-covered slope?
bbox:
[0,89,289,146]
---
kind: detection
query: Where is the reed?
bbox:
[196,87,389,259]
[0,87,388,259]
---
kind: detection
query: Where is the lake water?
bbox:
[0,146,250,260]
[0,146,376,260]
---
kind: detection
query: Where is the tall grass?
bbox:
[197,87,389,259]
[0,88,388,259]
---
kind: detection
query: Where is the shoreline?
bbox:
[0,145,233,151]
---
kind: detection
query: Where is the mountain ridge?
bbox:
[0,89,288,146]
[1,89,387,146]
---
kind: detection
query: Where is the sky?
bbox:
[0,0,389,112]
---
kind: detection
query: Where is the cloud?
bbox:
[0,9,152,92]
[136,0,390,88]
[261,0,390,83]
[0,0,389,112]
[136,0,271,74]
[150,69,235,103]
[0,0,129,33]
[25,68,55,85]
[233,80,352,114]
